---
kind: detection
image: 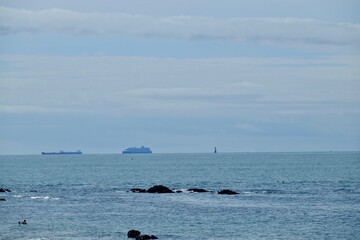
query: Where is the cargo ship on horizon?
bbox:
[122,146,152,154]
[41,150,82,155]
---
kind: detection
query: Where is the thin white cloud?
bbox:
[0,7,359,48]
[0,54,359,115]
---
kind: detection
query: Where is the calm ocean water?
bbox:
[1,152,359,240]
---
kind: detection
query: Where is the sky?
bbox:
[0,0,359,154]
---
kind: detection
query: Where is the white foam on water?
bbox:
[31,196,51,200]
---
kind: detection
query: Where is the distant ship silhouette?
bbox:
[122,146,152,154]
[214,147,217,153]
[41,150,82,155]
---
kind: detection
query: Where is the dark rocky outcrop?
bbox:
[136,235,158,240]
[129,185,241,196]
[218,189,239,195]
[128,229,141,238]
[188,188,209,193]
[0,198,6,201]
[0,188,11,193]
[128,230,158,239]
[147,185,174,193]
[130,188,147,193]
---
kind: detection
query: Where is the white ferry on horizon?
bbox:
[122,146,152,154]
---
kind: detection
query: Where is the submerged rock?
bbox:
[188,188,209,193]
[130,188,147,193]
[0,188,11,193]
[136,235,158,240]
[128,230,141,238]
[147,185,174,193]
[135,234,158,240]
[0,198,6,201]
[218,189,239,195]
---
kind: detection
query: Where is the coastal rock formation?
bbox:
[127,230,158,239]
[188,188,209,193]
[128,230,141,238]
[218,189,239,195]
[129,185,240,195]
[0,188,11,192]
[147,185,174,193]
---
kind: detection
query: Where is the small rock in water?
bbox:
[128,229,141,238]
[136,234,158,240]
[128,230,158,239]
[147,185,174,193]
[0,198,6,201]
[0,188,11,192]
[188,188,209,193]
[218,189,239,195]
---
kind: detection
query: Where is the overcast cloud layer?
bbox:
[0,1,359,154]
[1,7,360,49]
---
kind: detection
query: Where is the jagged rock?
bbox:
[0,188,11,193]
[128,230,141,238]
[0,198,6,201]
[218,189,239,195]
[130,188,147,193]
[188,188,208,193]
[147,185,174,193]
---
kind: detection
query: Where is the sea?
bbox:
[0,152,359,240]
